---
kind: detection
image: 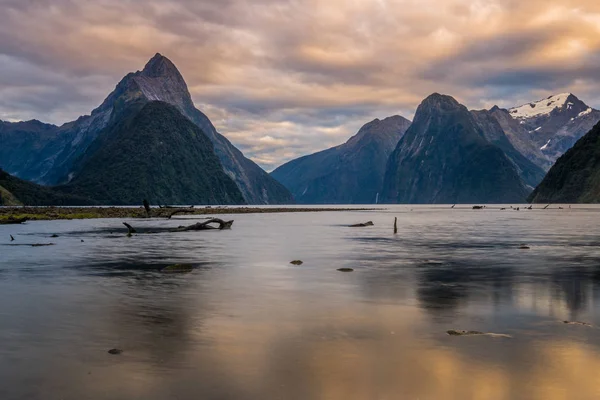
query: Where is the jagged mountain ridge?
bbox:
[381,94,530,204]
[506,93,600,166]
[270,115,411,204]
[0,53,293,204]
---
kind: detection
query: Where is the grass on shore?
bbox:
[0,206,372,222]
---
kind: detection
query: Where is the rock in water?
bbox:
[107,349,123,355]
[349,221,374,227]
[337,268,354,272]
[161,264,193,274]
[290,260,303,265]
[563,321,593,327]
[447,330,512,338]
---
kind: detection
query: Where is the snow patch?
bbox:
[509,93,571,119]
[540,139,551,151]
[577,107,593,118]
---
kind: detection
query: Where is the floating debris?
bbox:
[337,268,354,272]
[349,221,374,227]
[31,243,55,247]
[50,234,59,238]
[290,260,303,265]
[472,206,484,210]
[161,264,193,274]
[563,321,593,327]
[519,245,530,250]
[10,235,14,241]
[107,349,123,355]
[447,330,512,338]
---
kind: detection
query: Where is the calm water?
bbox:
[1,205,600,400]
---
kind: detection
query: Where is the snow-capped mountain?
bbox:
[506,93,600,166]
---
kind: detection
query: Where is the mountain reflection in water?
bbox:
[1,205,599,399]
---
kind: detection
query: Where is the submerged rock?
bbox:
[349,221,374,227]
[337,268,354,272]
[290,260,303,265]
[447,330,512,338]
[161,264,193,274]
[563,321,593,327]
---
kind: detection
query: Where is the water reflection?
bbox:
[1,207,600,399]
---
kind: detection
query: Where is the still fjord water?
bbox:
[1,205,600,400]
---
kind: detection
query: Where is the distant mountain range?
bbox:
[271,116,411,204]
[270,92,600,204]
[2,53,600,205]
[381,94,529,204]
[0,54,292,205]
[506,93,600,168]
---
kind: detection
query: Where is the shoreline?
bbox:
[0,206,376,222]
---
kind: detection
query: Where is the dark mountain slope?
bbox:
[59,101,245,206]
[529,121,600,203]
[471,109,546,188]
[381,94,529,204]
[0,119,61,181]
[0,169,94,206]
[271,116,411,204]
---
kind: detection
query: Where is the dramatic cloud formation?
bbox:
[1,0,600,170]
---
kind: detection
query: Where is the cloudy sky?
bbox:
[1,0,600,170]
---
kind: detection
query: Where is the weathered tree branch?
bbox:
[171,218,234,231]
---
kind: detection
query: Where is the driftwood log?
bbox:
[122,218,233,235]
[123,222,137,236]
[167,209,190,219]
[350,221,374,227]
[172,218,234,231]
[143,199,151,218]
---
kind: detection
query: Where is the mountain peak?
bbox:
[141,53,181,78]
[508,93,585,119]
[420,93,463,111]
